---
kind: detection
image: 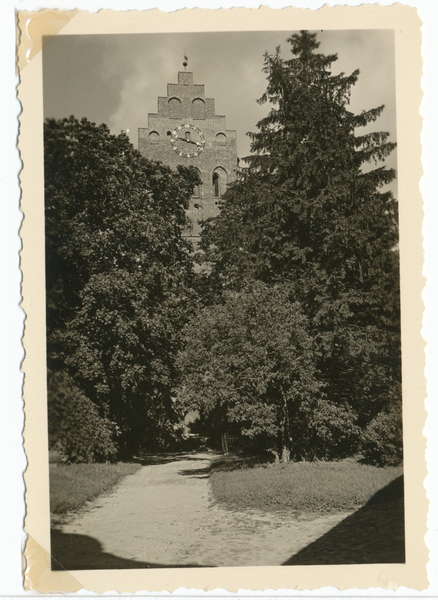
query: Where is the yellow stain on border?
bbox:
[17,10,78,73]
[24,535,82,593]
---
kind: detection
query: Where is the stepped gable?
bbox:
[139,70,238,242]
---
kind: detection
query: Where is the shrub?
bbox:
[47,369,118,463]
[299,399,361,460]
[361,405,403,466]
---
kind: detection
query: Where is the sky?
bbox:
[42,29,397,182]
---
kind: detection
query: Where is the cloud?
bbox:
[45,30,397,185]
[106,34,199,145]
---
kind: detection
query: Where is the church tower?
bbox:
[138,69,238,244]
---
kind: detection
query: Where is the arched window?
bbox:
[192,98,206,120]
[149,130,160,139]
[213,173,220,198]
[212,167,227,198]
[168,97,182,118]
[216,132,226,142]
[166,130,171,136]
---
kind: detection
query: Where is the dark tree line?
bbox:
[178,31,402,464]
[45,116,200,458]
[46,32,402,466]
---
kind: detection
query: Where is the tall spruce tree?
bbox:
[201,31,401,447]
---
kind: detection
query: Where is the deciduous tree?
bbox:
[176,281,360,461]
[45,116,200,454]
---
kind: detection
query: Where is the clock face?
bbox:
[170,124,205,158]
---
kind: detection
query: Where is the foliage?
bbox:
[49,461,141,514]
[177,280,332,460]
[361,403,403,466]
[299,398,361,459]
[210,457,403,514]
[200,31,401,448]
[47,369,118,463]
[45,116,200,454]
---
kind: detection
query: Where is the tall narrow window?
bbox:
[213,173,220,198]
[212,167,227,198]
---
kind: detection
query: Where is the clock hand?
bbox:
[177,137,201,145]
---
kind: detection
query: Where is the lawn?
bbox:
[210,457,403,515]
[49,462,142,515]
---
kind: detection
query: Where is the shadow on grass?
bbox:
[50,529,215,570]
[176,452,273,479]
[282,475,405,565]
[208,453,274,474]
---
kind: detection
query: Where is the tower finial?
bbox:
[183,54,188,70]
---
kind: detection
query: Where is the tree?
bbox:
[200,32,400,440]
[47,369,118,463]
[176,280,361,462]
[45,116,200,455]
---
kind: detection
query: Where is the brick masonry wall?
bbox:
[138,72,238,240]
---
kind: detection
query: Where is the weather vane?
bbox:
[183,54,188,70]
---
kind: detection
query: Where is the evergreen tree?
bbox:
[201,32,401,443]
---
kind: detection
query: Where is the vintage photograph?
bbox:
[41,27,405,571]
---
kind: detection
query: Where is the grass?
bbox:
[210,456,403,515]
[49,462,142,515]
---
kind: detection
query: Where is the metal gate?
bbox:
[221,432,240,454]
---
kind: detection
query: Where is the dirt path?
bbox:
[50,451,362,570]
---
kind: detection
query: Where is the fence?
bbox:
[221,432,241,454]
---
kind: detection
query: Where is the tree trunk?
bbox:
[280,390,291,463]
[281,445,290,463]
